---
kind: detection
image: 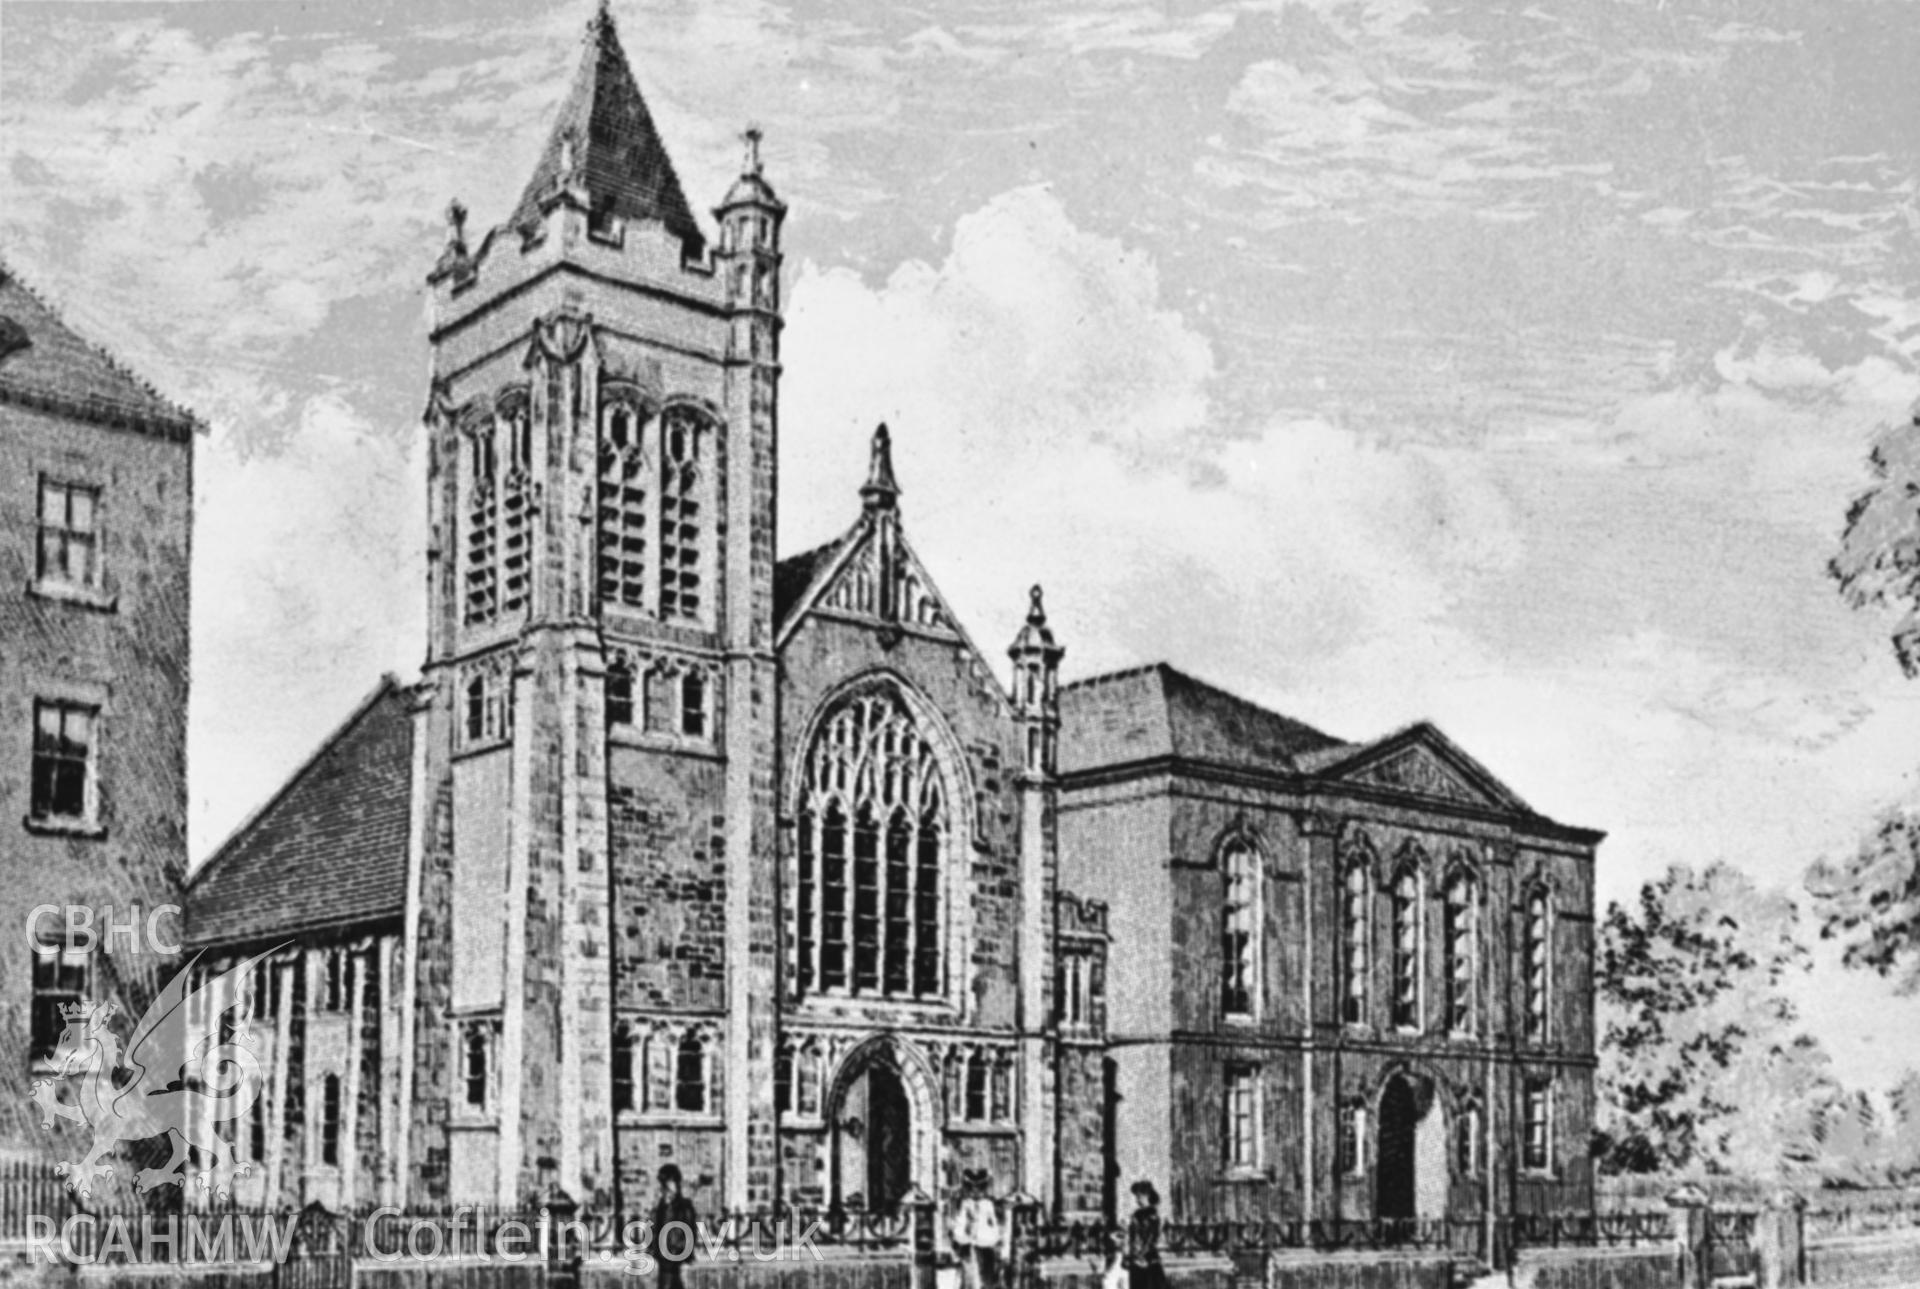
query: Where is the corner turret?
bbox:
[1009,585,1064,777]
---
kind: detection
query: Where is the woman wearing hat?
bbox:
[950,1167,1005,1289]
[1124,1180,1166,1289]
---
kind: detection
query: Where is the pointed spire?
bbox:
[508,0,703,248]
[861,423,900,512]
[720,123,784,214]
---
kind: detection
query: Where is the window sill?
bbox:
[1222,1013,1258,1027]
[1215,1167,1271,1185]
[945,1123,1016,1137]
[24,815,105,840]
[448,1116,500,1132]
[452,738,512,763]
[617,1112,724,1129]
[28,580,116,613]
[608,726,718,756]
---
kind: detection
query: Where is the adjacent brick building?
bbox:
[0,260,196,1150]
[185,3,1597,1227]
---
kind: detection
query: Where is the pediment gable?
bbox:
[1317,725,1531,815]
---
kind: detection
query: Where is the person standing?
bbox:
[650,1164,699,1289]
[951,1167,1005,1289]
[1125,1180,1166,1289]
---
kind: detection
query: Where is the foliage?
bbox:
[1807,806,1920,995]
[1831,406,1920,678]
[1596,862,1833,1179]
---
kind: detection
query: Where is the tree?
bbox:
[1596,862,1834,1178]
[1831,404,1920,677]
[1807,808,1920,994]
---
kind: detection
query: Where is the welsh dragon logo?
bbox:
[27,949,281,1199]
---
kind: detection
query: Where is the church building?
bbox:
[185,2,1597,1227]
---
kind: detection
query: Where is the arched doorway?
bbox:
[829,1036,938,1212]
[1377,1077,1419,1220]
[1376,1073,1448,1221]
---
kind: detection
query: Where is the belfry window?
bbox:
[795,690,948,999]
[657,407,705,622]
[597,398,648,611]
[463,429,499,625]
[499,396,533,617]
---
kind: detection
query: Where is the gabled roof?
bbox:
[0,257,200,442]
[187,677,414,948]
[1059,664,1347,776]
[507,5,703,248]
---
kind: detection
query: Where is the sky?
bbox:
[6,0,1920,1081]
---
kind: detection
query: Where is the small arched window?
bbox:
[1390,859,1422,1030]
[1524,885,1552,1043]
[321,1074,342,1166]
[964,1051,989,1122]
[1443,865,1478,1035]
[1455,1101,1482,1177]
[1220,838,1258,1019]
[675,1032,708,1113]
[680,670,708,739]
[465,676,487,743]
[775,1042,793,1116]
[464,1026,489,1108]
[612,1024,636,1114]
[1341,852,1371,1026]
[606,655,635,728]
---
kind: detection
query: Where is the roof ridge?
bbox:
[0,253,202,434]
[190,673,406,882]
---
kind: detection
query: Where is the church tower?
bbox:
[411,0,782,1208]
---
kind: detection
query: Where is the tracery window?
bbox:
[795,690,947,999]
[1390,859,1422,1031]
[597,397,649,610]
[1341,853,1371,1026]
[657,407,706,622]
[1443,866,1478,1035]
[1220,838,1258,1019]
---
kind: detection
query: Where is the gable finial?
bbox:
[590,0,614,35]
[445,199,468,250]
[861,423,900,512]
[1027,584,1047,626]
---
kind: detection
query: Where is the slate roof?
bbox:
[0,258,200,441]
[187,677,414,948]
[507,6,703,248]
[774,538,845,633]
[1058,663,1348,776]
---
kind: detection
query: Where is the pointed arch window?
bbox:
[499,393,534,617]
[795,690,949,1000]
[1524,884,1552,1044]
[597,396,649,611]
[1391,858,1422,1031]
[463,426,499,625]
[1341,851,1371,1026]
[1220,838,1259,1019]
[657,407,707,622]
[1443,865,1478,1036]
[606,654,636,728]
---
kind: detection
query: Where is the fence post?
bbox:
[1667,1185,1710,1289]
[544,1189,582,1289]
[1754,1190,1805,1289]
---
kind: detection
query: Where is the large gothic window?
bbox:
[795,690,948,1000]
[657,407,706,622]
[597,397,649,610]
